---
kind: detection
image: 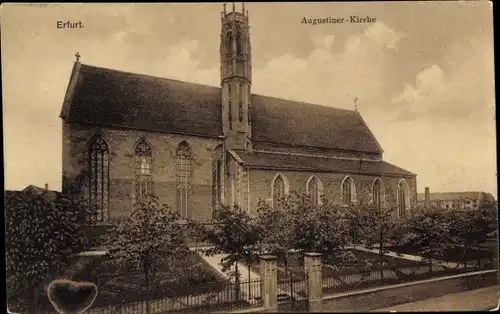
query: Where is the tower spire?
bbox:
[220,3,252,151]
[223,3,226,14]
[354,97,359,111]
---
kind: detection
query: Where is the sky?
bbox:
[1,2,496,197]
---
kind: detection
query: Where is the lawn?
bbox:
[36,248,230,311]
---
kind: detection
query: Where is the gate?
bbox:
[276,258,309,312]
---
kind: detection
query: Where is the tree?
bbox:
[191,205,260,300]
[5,191,96,312]
[255,194,301,279]
[445,201,498,268]
[354,204,400,279]
[294,200,353,266]
[101,195,186,314]
[346,203,373,248]
[397,206,452,272]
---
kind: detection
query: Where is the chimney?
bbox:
[424,187,430,207]
[45,183,49,191]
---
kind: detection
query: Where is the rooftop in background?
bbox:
[417,191,495,202]
[21,184,61,200]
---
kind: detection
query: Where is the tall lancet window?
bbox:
[226,32,233,56]
[341,176,356,205]
[397,179,409,218]
[228,84,232,130]
[307,176,323,206]
[212,159,223,212]
[372,178,382,208]
[88,136,109,222]
[135,139,153,202]
[238,83,244,123]
[272,174,288,208]
[236,32,243,54]
[212,145,224,215]
[176,141,193,218]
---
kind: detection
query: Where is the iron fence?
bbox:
[276,276,309,312]
[321,259,494,296]
[34,278,263,314]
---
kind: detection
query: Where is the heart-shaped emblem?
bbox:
[47,279,98,314]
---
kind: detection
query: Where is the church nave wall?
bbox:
[247,169,416,217]
[62,122,222,222]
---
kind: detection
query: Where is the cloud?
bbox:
[391,64,449,119]
[252,21,402,109]
[391,37,494,122]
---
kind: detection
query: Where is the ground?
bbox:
[36,248,229,310]
[373,286,499,312]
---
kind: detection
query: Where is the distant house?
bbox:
[21,184,61,201]
[417,187,495,210]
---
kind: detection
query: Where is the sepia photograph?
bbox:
[1,2,498,313]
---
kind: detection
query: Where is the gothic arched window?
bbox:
[307,176,323,206]
[238,83,244,123]
[135,139,153,202]
[226,32,233,55]
[236,32,243,54]
[272,173,289,208]
[341,176,356,205]
[212,145,224,214]
[228,84,233,130]
[88,136,109,222]
[372,178,383,208]
[397,179,410,218]
[176,141,193,218]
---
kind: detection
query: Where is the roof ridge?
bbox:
[80,63,221,90]
[252,93,357,113]
[237,149,384,163]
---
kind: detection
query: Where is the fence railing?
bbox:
[277,277,308,303]
[321,260,494,295]
[35,278,263,314]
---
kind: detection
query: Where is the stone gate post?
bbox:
[259,255,278,312]
[304,252,323,312]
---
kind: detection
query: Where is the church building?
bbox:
[59,4,417,223]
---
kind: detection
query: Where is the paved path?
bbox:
[355,246,461,268]
[373,286,500,312]
[195,251,304,304]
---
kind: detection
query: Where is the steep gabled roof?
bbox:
[60,63,383,153]
[60,64,223,138]
[230,150,415,177]
[251,95,383,153]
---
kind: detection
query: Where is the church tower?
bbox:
[220,3,252,151]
